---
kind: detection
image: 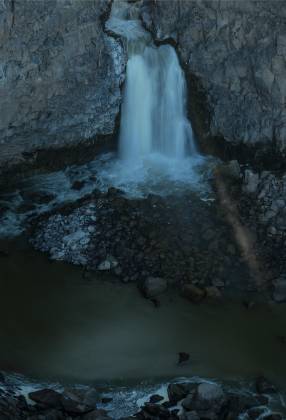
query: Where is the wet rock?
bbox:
[217,160,241,181]
[141,277,167,298]
[243,301,255,310]
[72,180,86,191]
[247,406,267,419]
[102,397,113,404]
[243,170,259,194]
[272,277,286,303]
[179,412,200,420]
[192,382,225,412]
[61,394,93,415]
[98,256,118,271]
[28,389,62,409]
[255,376,277,394]
[82,389,100,408]
[181,284,205,303]
[142,403,170,416]
[263,414,283,420]
[204,286,222,300]
[149,394,164,403]
[178,352,190,365]
[27,409,63,420]
[82,408,112,419]
[167,383,190,404]
[181,394,194,411]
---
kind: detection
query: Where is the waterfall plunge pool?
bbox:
[1,239,286,389]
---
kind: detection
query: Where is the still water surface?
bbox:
[0,239,286,387]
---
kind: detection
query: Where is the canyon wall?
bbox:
[0,0,125,173]
[1,0,286,174]
[142,0,286,163]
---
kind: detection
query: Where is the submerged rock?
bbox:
[181,284,205,303]
[141,276,167,298]
[273,277,286,303]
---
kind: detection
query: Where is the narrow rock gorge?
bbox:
[0,1,286,419]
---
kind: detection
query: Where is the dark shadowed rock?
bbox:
[61,395,93,415]
[247,406,268,419]
[192,382,225,412]
[82,408,112,419]
[178,352,190,365]
[273,278,286,303]
[179,412,200,420]
[28,389,62,409]
[72,180,86,191]
[181,284,205,303]
[263,414,283,420]
[167,383,191,404]
[141,277,167,298]
[149,394,164,403]
[256,376,277,394]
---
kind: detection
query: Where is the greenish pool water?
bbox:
[0,239,286,388]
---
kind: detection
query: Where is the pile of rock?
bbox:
[0,374,283,420]
[31,187,244,296]
[31,203,97,266]
[0,386,110,420]
[132,380,283,420]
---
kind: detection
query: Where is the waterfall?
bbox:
[101,0,206,196]
[119,44,197,163]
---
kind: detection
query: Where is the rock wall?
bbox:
[0,0,125,173]
[142,0,286,163]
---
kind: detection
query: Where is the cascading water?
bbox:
[99,0,208,196]
[119,43,197,163]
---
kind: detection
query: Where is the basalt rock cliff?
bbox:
[1,0,286,174]
[0,0,125,175]
[142,0,286,166]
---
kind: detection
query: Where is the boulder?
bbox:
[142,403,170,416]
[182,284,205,303]
[192,382,225,412]
[247,406,267,419]
[263,414,283,420]
[83,409,112,420]
[141,277,167,298]
[181,394,194,411]
[272,277,286,303]
[243,170,259,194]
[149,394,164,403]
[28,389,62,409]
[255,376,276,394]
[179,412,200,420]
[98,256,118,271]
[61,395,93,415]
[204,286,222,300]
[167,383,189,404]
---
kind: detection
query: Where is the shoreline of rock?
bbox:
[0,372,284,419]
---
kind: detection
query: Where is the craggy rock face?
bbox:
[0,0,125,172]
[142,0,286,158]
